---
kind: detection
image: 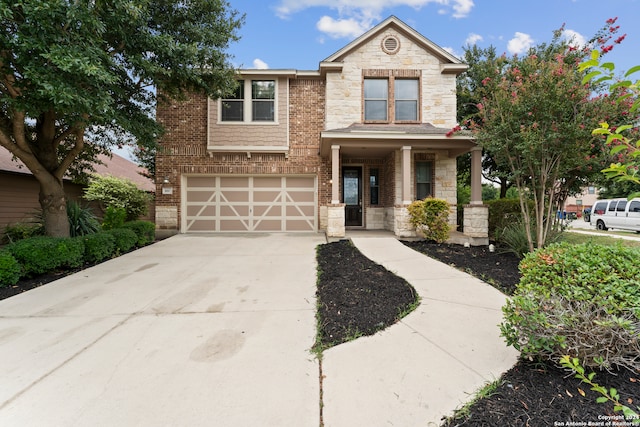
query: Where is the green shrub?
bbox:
[407,197,451,243]
[0,250,21,287]
[83,175,152,221]
[7,236,83,277]
[81,232,116,263]
[67,200,100,237]
[101,206,127,230]
[122,220,155,246]
[106,228,138,254]
[2,221,44,244]
[498,218,564,258]
[486,198,533,239]
[501,242,640,371]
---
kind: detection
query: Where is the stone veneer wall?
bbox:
[324,29,458,131]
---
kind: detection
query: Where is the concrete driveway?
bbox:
[0,234,325,427]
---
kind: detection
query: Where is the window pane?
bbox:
[395,79,418,99]
[252,101,274,121]
[417,183,431,200]
[395,100,417,121]
[617,201,627,212]
[252,80,275,99]
[364,79,388,98]
[221,101,244,121]
[416,162,431,182]
[365,100,387,121]
[370,169,379,205]
[228,80,244,99]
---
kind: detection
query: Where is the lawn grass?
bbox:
[561,231,640,248]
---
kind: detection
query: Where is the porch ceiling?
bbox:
[319,124,477,158]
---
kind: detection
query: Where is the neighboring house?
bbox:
[155,16,487,242]
[564,185,599,216]
[0,150,154,230]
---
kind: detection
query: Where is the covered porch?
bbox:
[319,124,488,245]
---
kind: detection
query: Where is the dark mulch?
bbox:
[316,238,640,427]
[0,267,85,301]
[315,239,418,348]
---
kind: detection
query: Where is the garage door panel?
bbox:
[185,176,316,232]
[254,191,281,202]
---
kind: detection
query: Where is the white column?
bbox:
[331,145,340,204]
[401,146,412,204]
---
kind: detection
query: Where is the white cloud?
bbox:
[443,46,462,59]
[507,32,534,55]
[465,32,483,45]
[253,58,269,69]
[561,28,586,49]
[316,15,370,39]
[275,0,475,39]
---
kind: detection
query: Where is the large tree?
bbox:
[0,0,243,237]
[469,23,628,251]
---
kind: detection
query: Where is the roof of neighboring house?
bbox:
[0,149,154,192]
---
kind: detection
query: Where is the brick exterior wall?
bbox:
[155,78,328,229]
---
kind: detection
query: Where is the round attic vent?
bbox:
[382,35,400,54]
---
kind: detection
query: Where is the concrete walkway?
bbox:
[322,237,519,427]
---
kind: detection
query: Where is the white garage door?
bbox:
[184,176,317,232]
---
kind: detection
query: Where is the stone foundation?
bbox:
[326,204,345,238]
[462,204,489,246]
[394,205,416,238]
[156,206,178,230]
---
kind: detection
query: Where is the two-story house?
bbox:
[155,16,487,243]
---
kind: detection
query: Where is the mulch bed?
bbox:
[316,239,639,427]
[315,239,418,348]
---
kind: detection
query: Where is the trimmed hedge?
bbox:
[80,232,116,263]
[106,228,138,254]
[7,236,84,277]
[501,242,640,370]
[122,220,155,246]
[0,250,21,287]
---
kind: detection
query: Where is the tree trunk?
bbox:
[38,176,69,238]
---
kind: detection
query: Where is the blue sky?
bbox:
[227,0,639,73]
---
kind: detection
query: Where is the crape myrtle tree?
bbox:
[462,21,628,252]
[0,0,243,237]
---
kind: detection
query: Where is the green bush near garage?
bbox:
[7,236,85,277]
[81,232,116,263]
[122,220,155,246]
[0,250,21,287]
[105,228,138,254]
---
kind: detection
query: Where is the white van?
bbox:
[590,198,640,232]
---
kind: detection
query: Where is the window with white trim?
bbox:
[220,79,276,122]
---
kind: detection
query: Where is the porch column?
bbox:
[331,145,340,204]
[470,146,482,205]
[401,146,412,204]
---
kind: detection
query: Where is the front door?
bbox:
[342,167,362,227]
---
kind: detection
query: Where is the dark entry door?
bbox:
[342,167,362,226]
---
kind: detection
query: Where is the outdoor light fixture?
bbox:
[162,176,173,195]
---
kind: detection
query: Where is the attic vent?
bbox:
[382,35,400,55]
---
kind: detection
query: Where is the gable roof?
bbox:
[320,16,467,74]
[0,149,154,192]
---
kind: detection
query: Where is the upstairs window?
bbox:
[221,80,244,122]
[220,79,276,123]
[252,80,275,121]
[394,79,418,121]
[364,79,388,121]
[364,76,419,123]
